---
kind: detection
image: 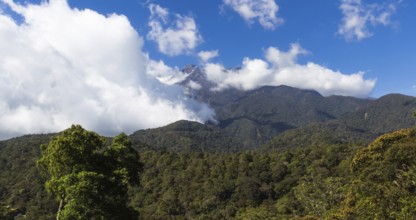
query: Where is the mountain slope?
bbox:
[0,134,56,219]
[132,82,415,151]
[209,85,370,148]
[129,120,237,152]
[265,93,416,149]
[178,65,373,148]
[0,88,415,218]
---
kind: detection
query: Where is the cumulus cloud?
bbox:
[198,50,219,63]
[204,44,376,97]
[147,4,202,56]
[0,0,214,140]
[338,0,399,41]
[223,0,283,30]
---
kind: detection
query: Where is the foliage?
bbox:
[1,101,416,219]
[335,128,416,219]
[37,125,141,219]
[0,134,56,219]
[130,120,237,153]
[132,89,416,152]
[130,142,357,219]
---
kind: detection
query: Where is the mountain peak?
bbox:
[179,65,216,91]
[182,64,200,74]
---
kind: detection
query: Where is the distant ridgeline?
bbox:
[1,83,416,219]
[133,84,416,151]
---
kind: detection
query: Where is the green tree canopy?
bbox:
[37,125,141,219]
[335,128,416,219]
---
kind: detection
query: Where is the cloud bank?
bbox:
[223,0,283,30]
[204,44,376,97]
[0,0,214,140]
[338,0,399,41]
[147,4,202,56]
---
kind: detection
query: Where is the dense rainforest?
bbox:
[1,124,416,219]
[1,85,416,219]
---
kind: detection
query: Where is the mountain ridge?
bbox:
[130,79,415,151]
[1,84,414,152]
[1,63,415,152]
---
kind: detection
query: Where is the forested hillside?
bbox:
[1,85,416,219]
[1,0,415,218]
[1,125,416,219]
[130,120,237,153]
[133,86,416,151]
[0,134,56,219]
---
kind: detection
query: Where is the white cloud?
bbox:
[0,0,214,140]
[187,80,202,90]
[146,59,187,85]
[198,50,219,63]
[223,0,283,30]
[147,4,202,56]
[338,0,399,41]
[204,44,376,97]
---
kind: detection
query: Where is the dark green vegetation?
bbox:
[37,125,141,219]
[335,129,416,219]
[180,66,416,148]
[134,86,416,151]
[0,134,56,219]
[1,85,416,219]
[130,120,237,153]
[2,126,416,219]
[132,143,358,219]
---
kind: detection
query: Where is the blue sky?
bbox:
[0,0,415,138]
[62,0,416,97]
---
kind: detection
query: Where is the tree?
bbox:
[334,128,416,219]
[37,125,141,219]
